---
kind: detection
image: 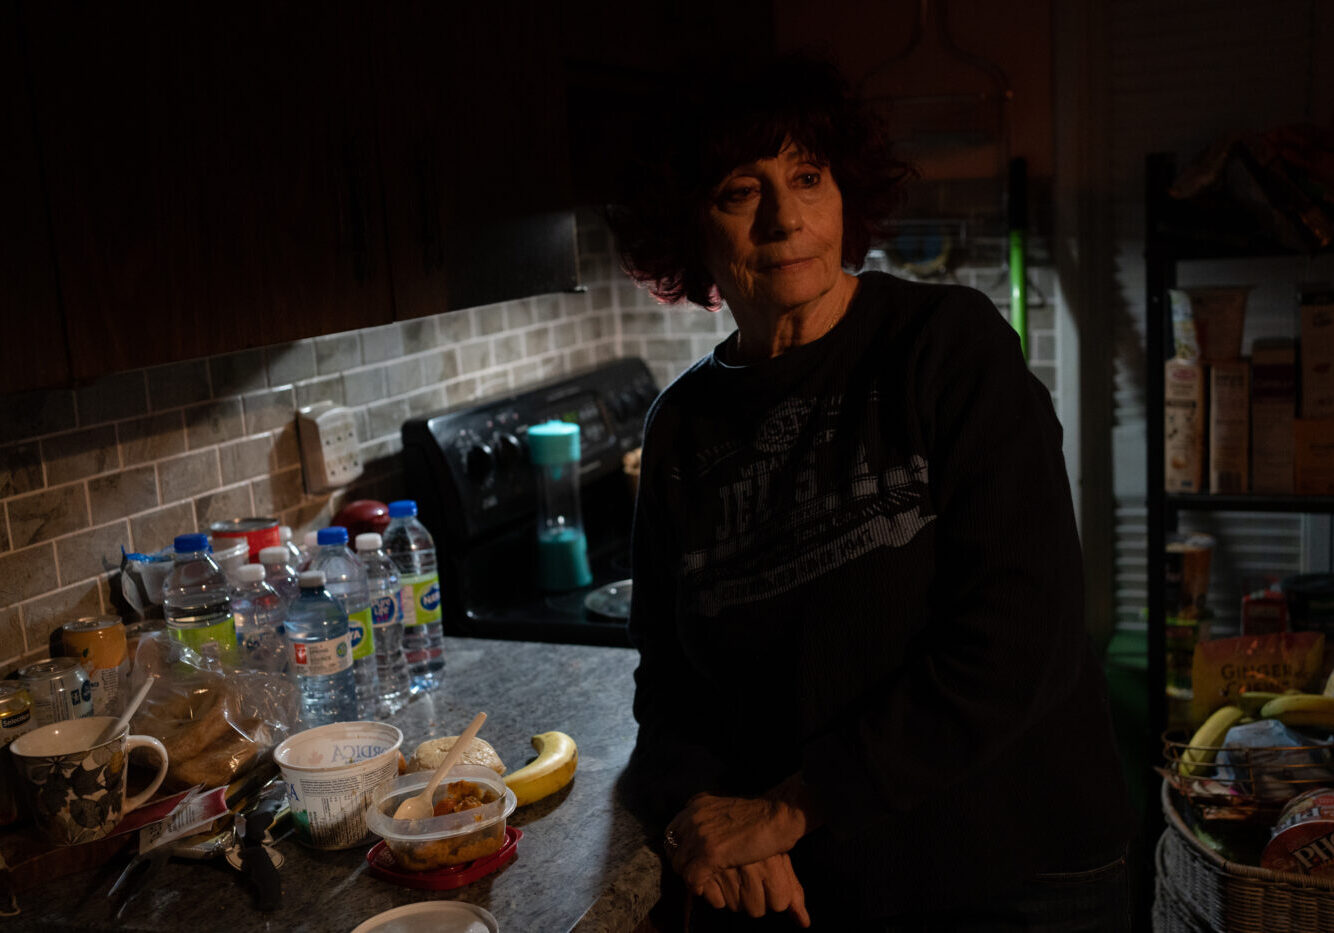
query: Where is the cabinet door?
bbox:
[25,1,392,381]
[1,0,67,395]
[373,2,576,321]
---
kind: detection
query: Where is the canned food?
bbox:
[60,615,129,717]
[210,517,281,562]
[0,682,35,826]
[18,658,93,727]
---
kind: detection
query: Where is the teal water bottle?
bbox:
[528,421,593,591]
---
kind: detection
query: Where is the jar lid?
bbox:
[527,421,580,465]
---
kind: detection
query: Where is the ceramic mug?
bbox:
[10,715,168,846]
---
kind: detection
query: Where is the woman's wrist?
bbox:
[765,773,823,841]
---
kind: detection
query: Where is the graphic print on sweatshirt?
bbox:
[680,391,933,616]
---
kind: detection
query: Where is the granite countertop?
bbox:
[4,637,664,932]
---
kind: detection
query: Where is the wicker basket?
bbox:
[1155,781,1334,932]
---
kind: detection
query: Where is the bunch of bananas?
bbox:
[1180,692,1334,777]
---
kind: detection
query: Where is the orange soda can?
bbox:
[60,615,129,717]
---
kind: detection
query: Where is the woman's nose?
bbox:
[758,186,802,239]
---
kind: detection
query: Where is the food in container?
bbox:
[350,901,499,933]
[365,764,517,871]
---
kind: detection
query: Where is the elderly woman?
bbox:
[611,56,1134,931]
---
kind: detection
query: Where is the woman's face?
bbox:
[699,139,845,316]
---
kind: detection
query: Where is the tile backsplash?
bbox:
[0,214,1055,676]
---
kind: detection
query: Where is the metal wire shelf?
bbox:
[1159,730,1334,822]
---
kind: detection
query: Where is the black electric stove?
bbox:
[401,357,657,647]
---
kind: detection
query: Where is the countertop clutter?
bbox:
[2,638,662,932]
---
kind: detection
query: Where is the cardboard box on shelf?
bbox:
[1252,338,1297,494]
[1301,288,1334,419]
[1165,358,1206,493]
[1209,359,1250,494]
[1294,418,1334,494]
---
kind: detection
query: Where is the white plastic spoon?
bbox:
[392,711,487,821]
[94,674,158,746]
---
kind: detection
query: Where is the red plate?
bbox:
[365,826,522,890]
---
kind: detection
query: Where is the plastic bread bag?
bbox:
[129,631,301,791]
[1214,719,1334,802]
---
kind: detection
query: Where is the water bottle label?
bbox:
[169,616,238,665]
[402,574,442,627]
[347,607,375,660]
[291,634,352,676]
[370,592,400,628]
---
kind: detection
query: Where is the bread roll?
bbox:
[409,736,506,775]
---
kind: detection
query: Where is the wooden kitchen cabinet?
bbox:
[371,3,577,318]
[1,0,67,395]
[21,1,394,383]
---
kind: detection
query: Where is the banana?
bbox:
[1180,704,1244,777]
[1259,693,1334,730]
[503,731,578,807]
[1235,690,1284,717]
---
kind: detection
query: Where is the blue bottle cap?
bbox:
[173,533,211,554]
[387,500,418,518]
[528,421,581,465]
[317,526,349,546]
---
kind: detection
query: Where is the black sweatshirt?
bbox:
[625,271,1134,919]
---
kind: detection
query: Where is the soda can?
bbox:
[18,658,94,727]
[60,615,130,717]
[210,517,281,562]
[0,682,35,826]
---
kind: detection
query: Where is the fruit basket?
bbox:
[1159,730,1334,822]
[1155,781,1334,933]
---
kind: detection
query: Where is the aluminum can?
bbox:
[0,683,35,826]
[60,615,129,716]
[209,517,281,562]
[18,658,93,726]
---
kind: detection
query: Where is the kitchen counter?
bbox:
[4,637,665,932]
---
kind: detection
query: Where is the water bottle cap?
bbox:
[355,532,382,552]
[173,533,211,554]
[236,563,266,583]
[304,531,319,546]
[528,420,581,465]
[299,570,326,588]
[317,526,349,546]
[258,545,290,565]
[387,500,418,518]
[279,525,293,543]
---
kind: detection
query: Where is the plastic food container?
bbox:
[350,901,499,933]
[274,720,404,850]
[364,765,517,871]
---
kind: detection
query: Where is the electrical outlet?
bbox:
[296,401,364,494]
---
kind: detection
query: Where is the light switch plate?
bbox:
[296,401,363,494]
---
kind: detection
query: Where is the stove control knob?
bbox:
[464,442,496,484]
[493,432,523,471]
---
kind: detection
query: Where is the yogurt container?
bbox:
[274,720,402,850]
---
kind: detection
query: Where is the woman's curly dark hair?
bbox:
[605,53,914,311]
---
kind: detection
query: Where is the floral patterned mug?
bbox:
[10,715,168,846]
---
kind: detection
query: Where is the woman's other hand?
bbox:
[697,854,811,928]
[667,776,818,888]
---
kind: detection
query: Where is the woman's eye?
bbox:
[796,171,821,188]
[719,185,758,206]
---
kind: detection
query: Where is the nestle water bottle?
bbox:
[162,533,238,666]
[356,533,410,714]
[308,527,379,718]
[258,545,300,608]
[230,563,287,673]
[383,500,445,693]
[284,570,357,727]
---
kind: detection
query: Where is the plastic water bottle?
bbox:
[356,533,410,714]
[299,531,319,571]
[279,525,303,567]
[230,563,287,673]
[382,500,445,693]
[284,570,357,727]
[308,527,379,718]
[258,545,300,608]
[162,533,238,666]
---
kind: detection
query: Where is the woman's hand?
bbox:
[696,854,811,928]
[667,776,818,890]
